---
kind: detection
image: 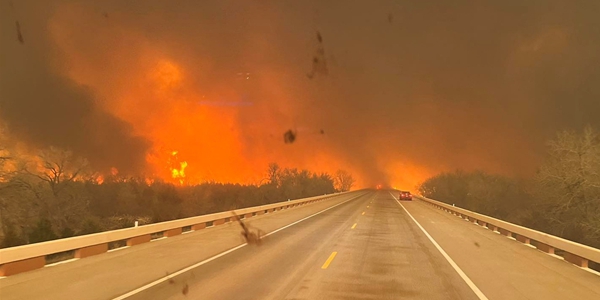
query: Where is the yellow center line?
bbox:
[351,223,357,229]
[321,252,338,269]
[362,212,365,215]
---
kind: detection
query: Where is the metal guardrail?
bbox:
[415,195,600,269]
[0,191,359,276]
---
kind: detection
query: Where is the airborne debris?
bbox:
[103,12,109,18]
[182,283,189,295]
[474,242,480,247]
[307,31,328,79]
[231,211,264,245]
[388,13,393,24]
[15,21,24,44]
[320,129,325,134]
[283,130,297,144]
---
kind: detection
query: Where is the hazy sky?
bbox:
[1,1,600,188]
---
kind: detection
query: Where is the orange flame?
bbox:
[168,150,187,185]
[171,161,188,185]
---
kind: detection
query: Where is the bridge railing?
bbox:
[0,190,358,276]
[415,195,600,270]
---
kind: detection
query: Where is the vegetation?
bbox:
[419,126,600,248]
[0,151,350,248]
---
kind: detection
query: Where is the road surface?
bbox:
[127,191,479,300]
[1,190,599,299]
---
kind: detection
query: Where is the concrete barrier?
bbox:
[415,195,600,269]
[0,190,358,276]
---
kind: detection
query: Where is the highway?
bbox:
[1,190,599,299]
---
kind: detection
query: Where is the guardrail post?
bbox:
[192,223,206,230]
[127,235,151,246]
[164,228,182,237]
[498,228,512,237]
[536,242,554,254]
[75,243,108,258]
[563,252,589,268]
[213,219,225,226]
[487,225,498,232]
[515,235,531,245]
[0,257,45,276]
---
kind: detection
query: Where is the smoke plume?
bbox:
[2,1,600,188]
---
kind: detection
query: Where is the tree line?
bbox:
[418,126,600,248]
[0,149,355,248]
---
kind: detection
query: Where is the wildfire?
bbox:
[45,5,435,188]
[169,151,187,185]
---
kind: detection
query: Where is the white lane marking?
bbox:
[112,193,365,300]
[262,193,364,238]
[112,244,247,300]
[389,192,489,300]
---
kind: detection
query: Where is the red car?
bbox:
[399,191,412,201]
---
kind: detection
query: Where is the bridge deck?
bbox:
[0,190,598,299]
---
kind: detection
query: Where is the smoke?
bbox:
[2,1,600,187]
[0,1,150,174]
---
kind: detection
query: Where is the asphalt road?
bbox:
[2,190,599,300]
[127,191,480,300]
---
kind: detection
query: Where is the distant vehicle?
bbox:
[399,191,412,201]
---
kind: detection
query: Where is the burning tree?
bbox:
[334,170,355,192]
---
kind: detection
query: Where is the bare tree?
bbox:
[535,126,600,244]
[334,170,355,192]
[26,147,89,196]
[20,147,92,237]
[266,163,281,186]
